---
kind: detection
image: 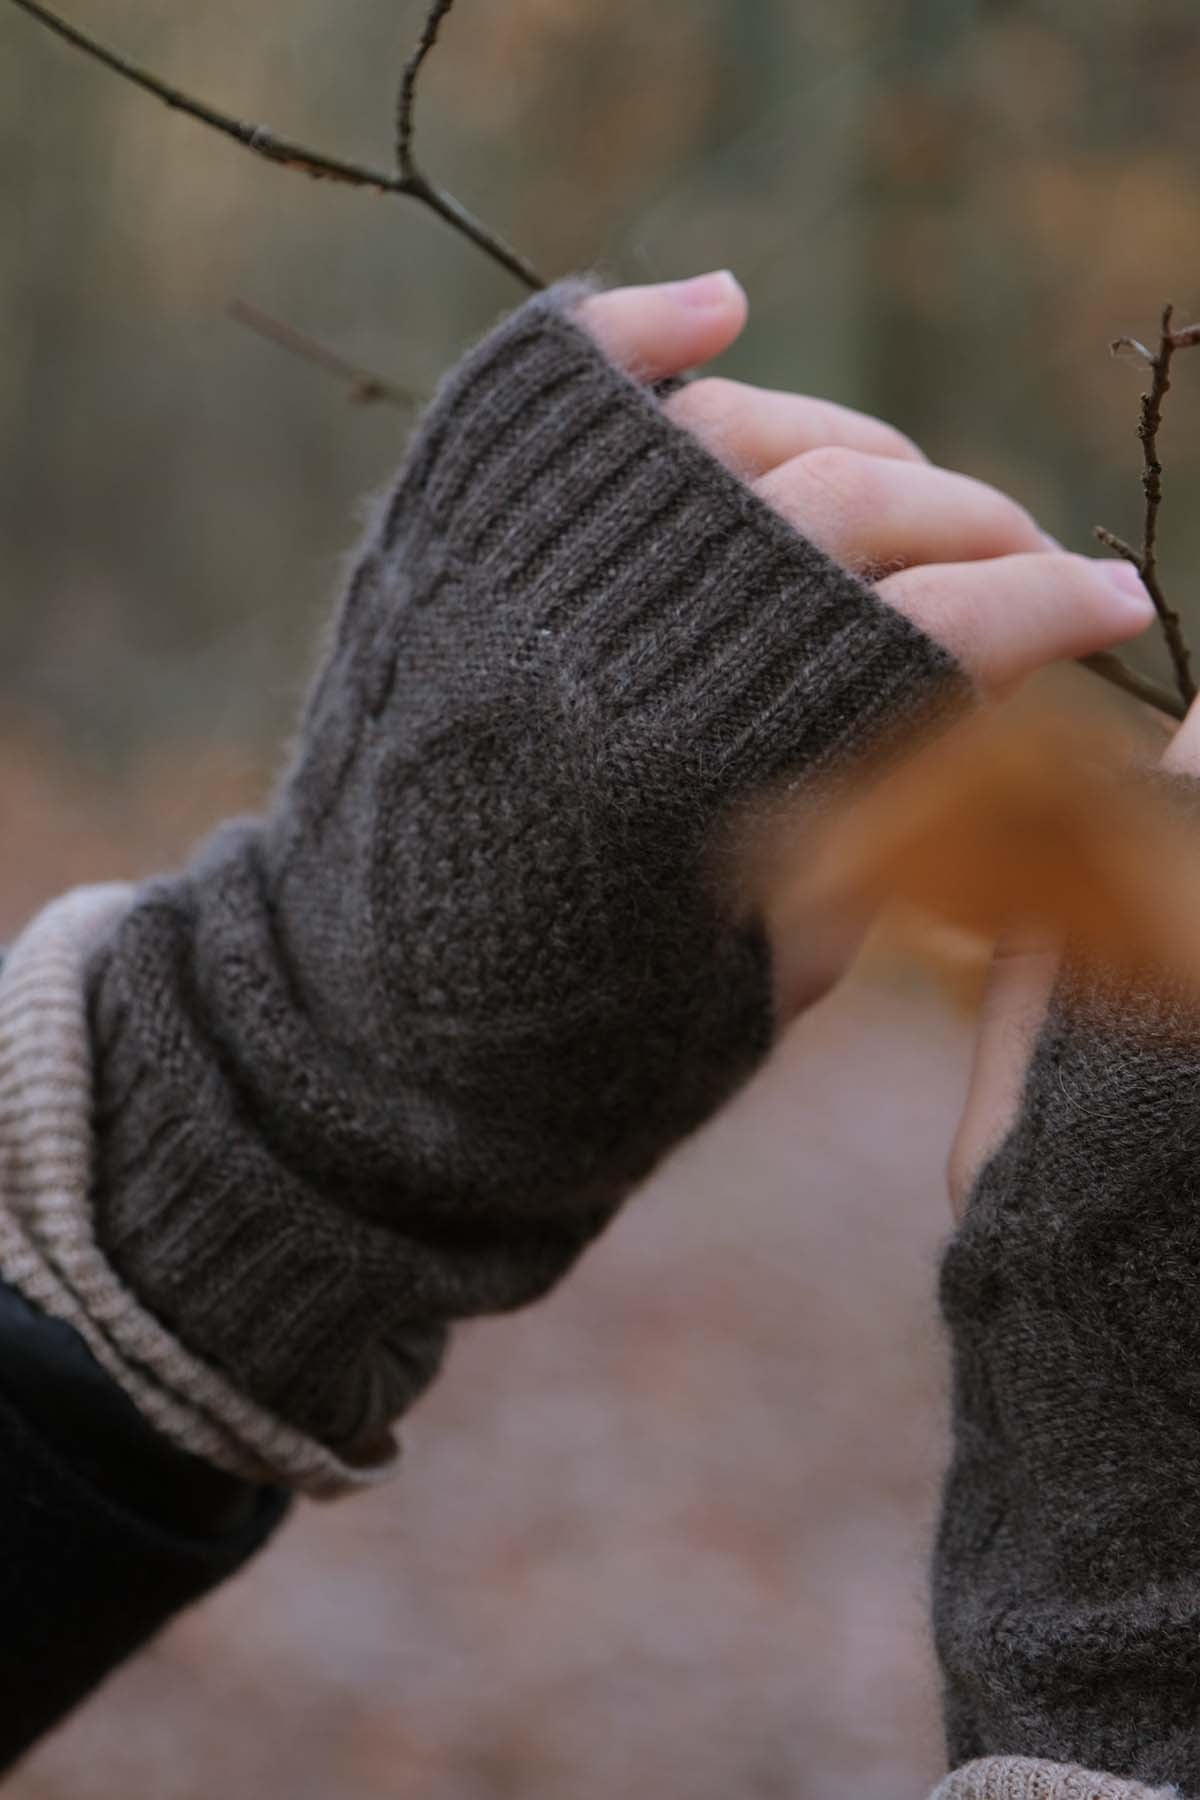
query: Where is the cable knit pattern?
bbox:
[88,279,967,1456]
[936,963,1200,1792]
[0,888,393,1496]
[932,1756,1179,1800]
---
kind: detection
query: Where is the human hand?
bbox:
[581,273,1155,694]
[583,275,1155,1017]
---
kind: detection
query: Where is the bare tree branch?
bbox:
[21,0,1183,731]
[1096,303,1199,710]
[229,301,420,411]
[382,0,532,277]
[1079,651,1187,723]
[5,0,545,291]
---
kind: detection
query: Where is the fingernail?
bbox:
[666,270,744,310]
[1099,559,1155,617]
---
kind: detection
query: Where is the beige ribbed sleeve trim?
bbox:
[932,1757,1181,1800]
[0,886,397,1498]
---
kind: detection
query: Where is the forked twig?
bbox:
[13,0,1191,727]
[5,0,544,291]
[1095,304,1200,710]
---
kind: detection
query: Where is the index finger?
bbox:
[947,933,1060,1220]
[577,273,748,382]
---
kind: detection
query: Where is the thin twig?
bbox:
[390,0,544,284]
[397,0,454,175]
[1094,526,1141,565]
[229,301,420,411]
[1095,303,1200,709]
[5,0,544,291]
[1079,651,1187,723]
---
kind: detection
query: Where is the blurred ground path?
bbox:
[15,971,972,1800]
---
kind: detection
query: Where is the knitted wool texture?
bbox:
[937,966,1200,1793]
[88,282,964,1455]
[0,887,385,1494]
[0,910,1181,1782]
[931,1757,1179,1800]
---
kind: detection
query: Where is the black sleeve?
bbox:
[0,1277,289,1769]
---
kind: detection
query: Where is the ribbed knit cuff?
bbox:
[377,279,970,791]
[931,1758,1180,1800]
[0,889,394,1496]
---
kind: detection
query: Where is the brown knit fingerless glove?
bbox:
[936,949,1200,1794]
[88,282,966,1460]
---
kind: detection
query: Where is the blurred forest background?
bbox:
[2,0,1200,1794]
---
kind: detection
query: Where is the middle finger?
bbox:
[664,378,927,477]
[756,448,1047,573]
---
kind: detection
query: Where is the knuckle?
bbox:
[691,373,743,412]
[967,477,1040,547]
[845,406,924,462]
[800,398,844,442]
[1065,552,1106,602]
[1004,496,1041,543]
[875,564,963,657]
[575,289,624,347]
[798,443,872,508]
[813,400,925,463]
[668,374,744,433]
[1032,553,1094,619]
[801,442,861,482]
